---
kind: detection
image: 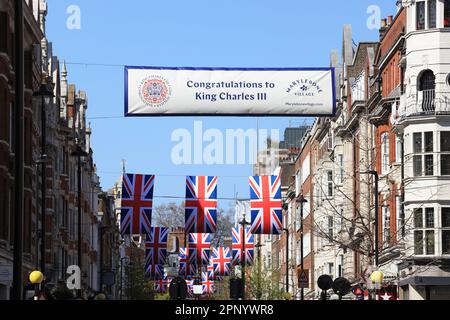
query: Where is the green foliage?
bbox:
[248,258,284,300]
[155,293,170,300]
[124,254,154,300]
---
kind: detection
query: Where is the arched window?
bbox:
[418,70,436,112]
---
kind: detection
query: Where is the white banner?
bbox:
[125,67,336,116]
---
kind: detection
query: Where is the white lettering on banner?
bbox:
[125,67,336,116]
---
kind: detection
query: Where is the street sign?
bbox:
[298,269,309,289]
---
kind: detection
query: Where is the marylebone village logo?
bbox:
[139,75,172,108]
[286,78,323,97]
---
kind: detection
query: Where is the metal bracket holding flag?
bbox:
[124,66,337,117]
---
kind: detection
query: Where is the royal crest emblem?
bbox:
[139,76,171,107]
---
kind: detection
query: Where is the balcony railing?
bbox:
[398,90,450,118]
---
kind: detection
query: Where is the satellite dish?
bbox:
[332,277,352,298]
[317,275,333,291]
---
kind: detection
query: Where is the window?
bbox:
[425,208,434,228]
[326,263,334,276]
[428,0,437,28]
[442,132,450,152]
[445,0,450,27]
[381,133,390,174]
[425,154,434,176]
[414,133,423,153]
[327,171,333,197]
[414,156,423,177]
[443,208,450,255]
[338,255,344,277]
[327,216,334,242]
[396,136,402,163]
[417,1,426,30]
[425,132,433,152]
[337,154,344,184]
[414,208,423,228]
[414,207,436,256]
[419,70,436,112]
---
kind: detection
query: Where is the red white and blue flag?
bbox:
[207,260,216,280]
[211,247,231,278]
[154,276,172,294]
[120,174,155,236]
[249,176,282,235]
[145,263,165,280]
[145,227,169,277]
[185,176,218,234]
[202,272,215,296]
[232,227,254,266]
[179,247,197,278]
[188,233,211,266]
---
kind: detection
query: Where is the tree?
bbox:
[124,249,154,300]
[248,258,284,300]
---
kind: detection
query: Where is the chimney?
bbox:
[387,15,393,25]
[379,19,388,39]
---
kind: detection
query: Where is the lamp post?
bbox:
[239,218,250,300]
[71,143,88,298]
[119,257,129,300]
[33,83,54,277]
[283,228,289,294]
[297,194,308,301]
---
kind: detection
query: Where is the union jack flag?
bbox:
[145,227,169,266]
[186,279,194,297]
[154,276,172,294]
[232,227,254,266]
[188,233,211,266]
[185,176,218,234]
[120,174,155,236]
[207,260,215,280]
[202,272,215,296]
[179,247,197,278]
[211,247,231,278]
[145,263,165,280]
[249,176,282,235]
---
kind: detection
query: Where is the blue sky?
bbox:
[45,0,396,211]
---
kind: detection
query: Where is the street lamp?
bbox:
[33,83,54,277]
[283,228,289,294]
[29,270,44,300]
[71,143,88,298]
[296,194,308,301]
[370,270,384,300]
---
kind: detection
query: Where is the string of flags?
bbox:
[119,173,283,293]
